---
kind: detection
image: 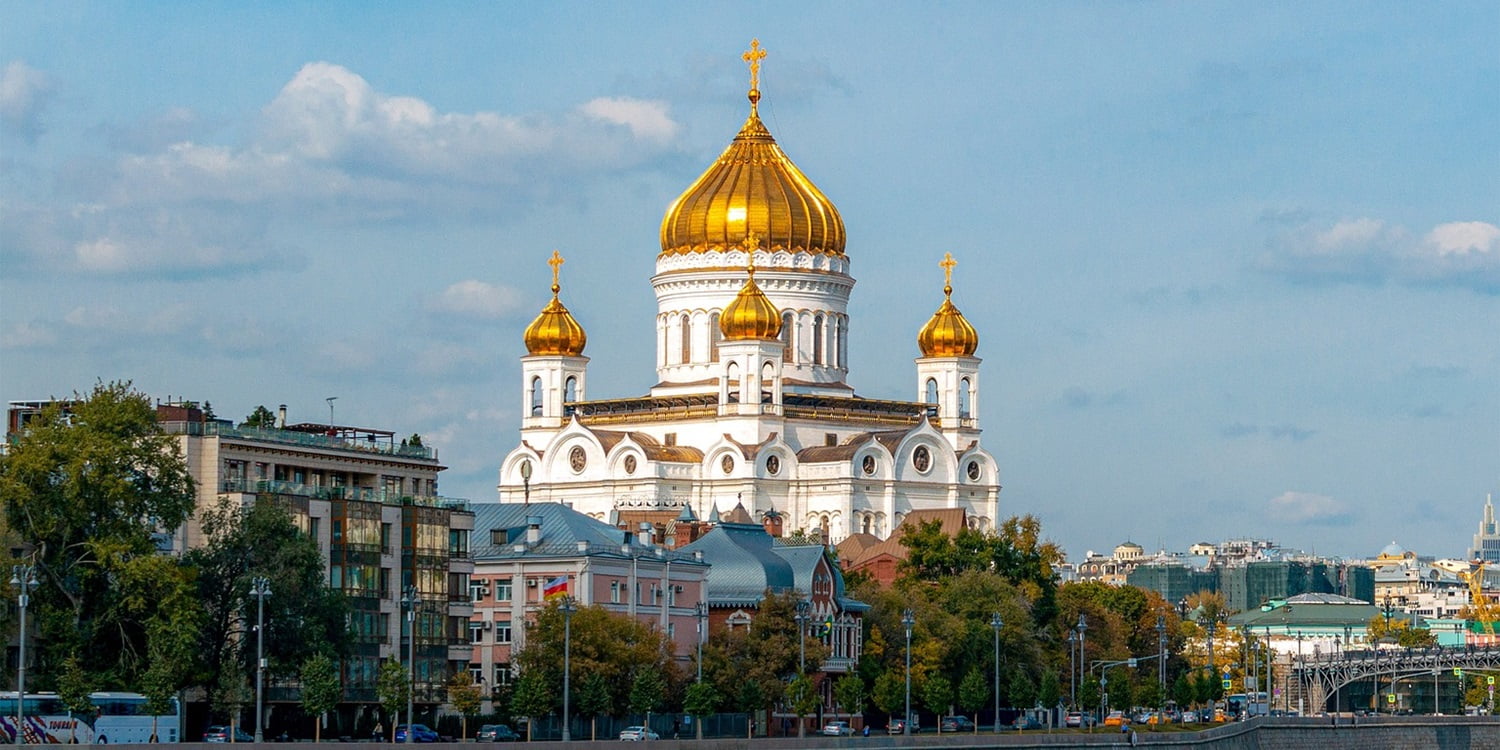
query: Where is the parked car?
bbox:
[1064,712,1084,728]
[1180,710,1199,723]
[821,721,853,736]
[476,724,519,742]
[1010,715,1042,731]
[938,716,974,732]
[395,724,439,743]
[618,726,660,741]
[886,717,919,734]
[203,726,253,743]
[1103,711,1129,727]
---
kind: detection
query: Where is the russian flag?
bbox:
[543,575,568,599]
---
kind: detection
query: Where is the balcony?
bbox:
[219,478,468,510]
[164,420,438,460]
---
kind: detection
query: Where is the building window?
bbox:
[959,378,972,417]
[494,663,512,686]
[679,313,692,364]
[530,376,543,416]
[925,378,939,404]
[565,376,577,403]
[495,580,513,602]
[469,623,484,644]
[495,621,512,645]
[725,362,740,403]
[812,315,824,365]
[837,315,848,368]
[710,313,721,362]
[781,312,794,362]
[611,581,621,604]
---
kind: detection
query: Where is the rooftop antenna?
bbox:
[326,396,338,432]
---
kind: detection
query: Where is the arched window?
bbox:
[781,312,794,362]
[925,378,939,405]
[530,377,543,417]
[565,376,577,403]
[725,362,740,403]
[761,361,776,404]
[959,377,971,417]
[679,313,692,364]
[861,514,872,534]
[709,312,721,362]
[812,315,824,365]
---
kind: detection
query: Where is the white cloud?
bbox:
[0,321,56,349]
[1259,216,1500,293]
[428,280,524,320]
[0,60,53,142]
[581,97,679,142]
[1268,491,1352,525]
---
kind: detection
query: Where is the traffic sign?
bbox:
[1128,658,1137,668]
[1388,694,1396,704]
[1489,676,1496,686]
[1454,668,1463,676]
[1222,679,1232,689]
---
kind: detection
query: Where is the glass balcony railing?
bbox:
[162,420,437,460]
[219,478,468,510]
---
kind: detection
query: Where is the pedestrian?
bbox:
[862,725,870,738]
[373,721,383,742]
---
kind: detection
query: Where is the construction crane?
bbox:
[1462,561,1497,638]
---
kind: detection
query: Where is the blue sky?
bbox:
[3,2,1496,561]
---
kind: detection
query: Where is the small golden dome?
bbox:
[659,41,845,259]
[917,253,979,358]
[523,251,587,357]
[720,235,783,341]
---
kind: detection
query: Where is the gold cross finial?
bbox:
[940,252,957,295]
[548,250,565,294]
[742,232,761,275]
[743,39,767,106]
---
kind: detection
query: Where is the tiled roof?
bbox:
[680,522,795,606]
[848,507,969,568]
[469,502,701,563]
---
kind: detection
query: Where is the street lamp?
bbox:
[1200,612,1217,717]
[401,585,420,743]
[794,600,810,674]
[990,613,1002,732]
[1067,630,1078,709]
[902,610,915,736]
[11,564,37,748]
[1076,614,1088,707]
[695,602,709,683]
[1156,614,1167,713]
[559,598,577,742]
[250,576,271,743]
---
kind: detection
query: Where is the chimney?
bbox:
[276,404,287,429]
[639,522,655,547]
[577,540,590,553]
[526,516,542,545]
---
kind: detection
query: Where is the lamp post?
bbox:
[902,610,915,736]
[1067,630,1078,709]
[1433,668,1440,715]
[1156,614,1167,704]
[990,613,1002,732]
[401,585,420,743]
[794,600,810,674]
[11,564,37,748]
[520,459,532,507]
[250,576,271,743]
[695,602,708,683]
[1076,614,1088,708]
[1201,613,1217,718]
[559,597,577,742]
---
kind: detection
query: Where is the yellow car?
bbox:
[1103,711,1129,727]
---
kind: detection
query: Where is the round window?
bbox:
[912,446,931,473]
[862,455,876,475]
[721,454,735,475]
[569,446,587,473]
[967,460,980,481]
[766,454,781,475]
[624,455,637,475]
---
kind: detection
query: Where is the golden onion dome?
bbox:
[523,251,587,356]
[917,253,979,358]
[720,235,783,341]
[659,40,845,259]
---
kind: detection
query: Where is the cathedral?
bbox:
[497,41,1000,543]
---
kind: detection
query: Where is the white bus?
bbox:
[0,692,180,744]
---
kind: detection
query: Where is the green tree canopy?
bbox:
[0,382,197,686]
[301,654,343,741]
[513,600,679,718]
[241,405,277,428]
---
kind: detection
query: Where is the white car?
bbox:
[821,721,853,736]
[618,726,659,741]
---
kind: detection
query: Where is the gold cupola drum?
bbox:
[523,250,587,357]
[917,253,979,358]
[659,39,846,259]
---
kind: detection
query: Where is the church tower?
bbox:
[520,251,588,430]
[915,253,982,451]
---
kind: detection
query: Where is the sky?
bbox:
[2,2,1496,562]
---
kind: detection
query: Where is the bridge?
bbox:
[1290,643,1500,714]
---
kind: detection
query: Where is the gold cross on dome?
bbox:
[742,232,761,273]
[548,250,565,291]
[742,39,766,92]
[940,252,957,286]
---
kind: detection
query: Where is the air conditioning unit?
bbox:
[675,585,684,593]
[526,579,538,588]
[482,621,492,631]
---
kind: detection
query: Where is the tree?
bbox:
[376,660,411,741]
[1366,615,1439,648]
[447,670,483,741]
[787,674,818,737]
[683,682,720,740]
[1078,675,1100,715]
[1038,670,1061,711]
[872,672,905,718]
[628,668,666,719]
[406,433,423,447]
[956,670,987,732]
[700,590,824,714]
[301,655,343,742]
[56,655,93,745]
[1007,671,1035,709]
[213,661,251,737]
[1172,673,1195,711]
[0,382,197,684]
[923,674,953,728]
[577,673,612,741]
[185,497,350,698]
[833,675,866,720]
[241,405,277,428]
[1136,680,1163,717]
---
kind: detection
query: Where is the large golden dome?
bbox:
[523,251,587,357]
[720,237,783,341]
[917,253,979,358]
[659,42,845,259]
